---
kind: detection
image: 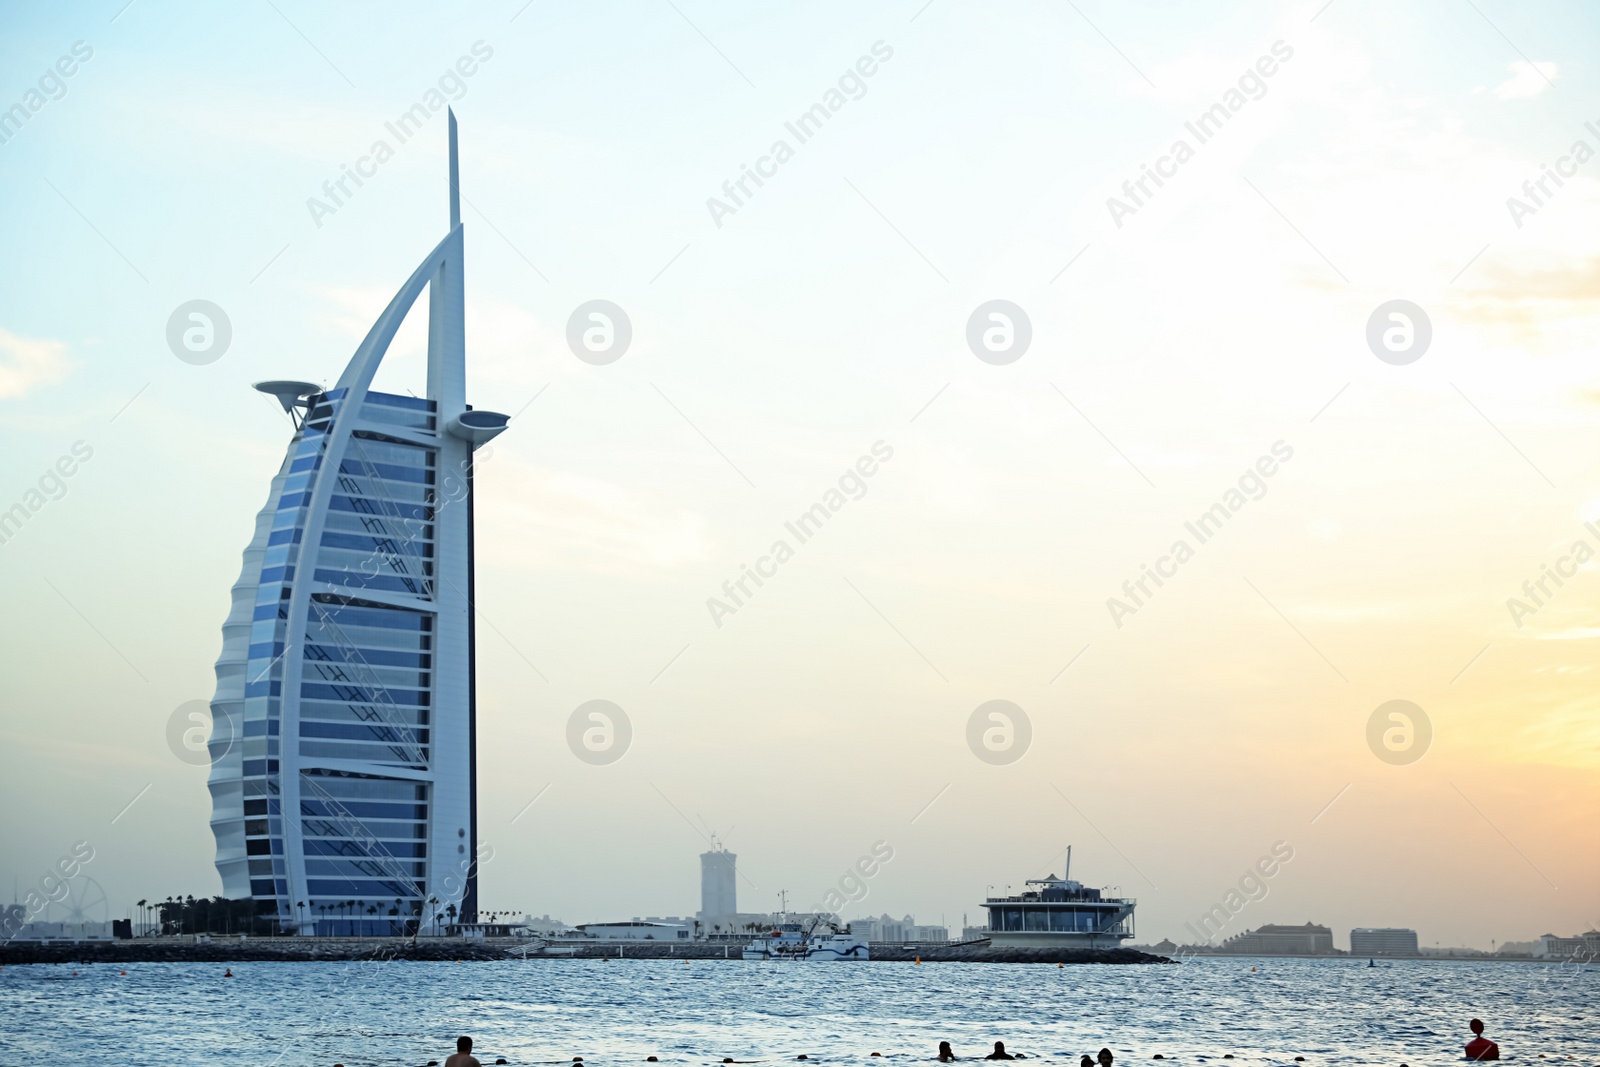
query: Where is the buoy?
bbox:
[1058,962,1063,968]
[915,957,921,964]
[1250,967,1256,972]
[120,970,126,976]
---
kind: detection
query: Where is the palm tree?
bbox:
[136,899,147,937]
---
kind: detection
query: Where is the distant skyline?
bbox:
[2,0,1597,950]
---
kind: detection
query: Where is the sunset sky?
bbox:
[1,0,1596,948]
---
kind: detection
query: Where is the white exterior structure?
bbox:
[1536,931,1600,959]
[983,872,1136,950]
[207,112,506,936]
[577,921,692,941]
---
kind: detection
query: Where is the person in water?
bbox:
[1081,1057,1094,1067]
[939,1042,958,1061]
[985,1043,1015,1061]
[1465,1019,1500,1061]
[1098,1049,1115,1067]
[445,1035,481,1067]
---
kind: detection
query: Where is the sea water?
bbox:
[0,956,1593,1067]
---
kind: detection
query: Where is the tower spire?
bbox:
[448,107,460,230]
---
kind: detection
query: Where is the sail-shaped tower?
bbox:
[206,111,506,935]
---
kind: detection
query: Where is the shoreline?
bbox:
[0,938,1170,966]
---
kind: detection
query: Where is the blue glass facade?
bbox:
[230,391,450,932]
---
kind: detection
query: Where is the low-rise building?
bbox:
[576,920,691,941]
[848,914,949,942]
[1350,928,1419,956]
[1536,931,1600,960]
[1216,923,1335,955]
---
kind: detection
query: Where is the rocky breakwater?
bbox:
[0,937,1172,965]
[0,937,508,965]
[870,940,1172,964]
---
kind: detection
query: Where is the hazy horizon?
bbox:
[1,0,1596,951]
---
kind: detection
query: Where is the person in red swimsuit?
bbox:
[1465,1019,1500,1061]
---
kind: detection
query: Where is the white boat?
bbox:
[742,921,869,960]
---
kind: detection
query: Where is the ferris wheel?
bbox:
[45,875,109,925]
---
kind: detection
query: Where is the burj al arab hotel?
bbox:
[207,112,506,935]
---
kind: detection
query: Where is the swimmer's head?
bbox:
[459,1036,474,1052]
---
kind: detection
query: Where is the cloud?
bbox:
[0,328,73,399]
[1495,60,1558,99]
[1539,627,1600,641]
